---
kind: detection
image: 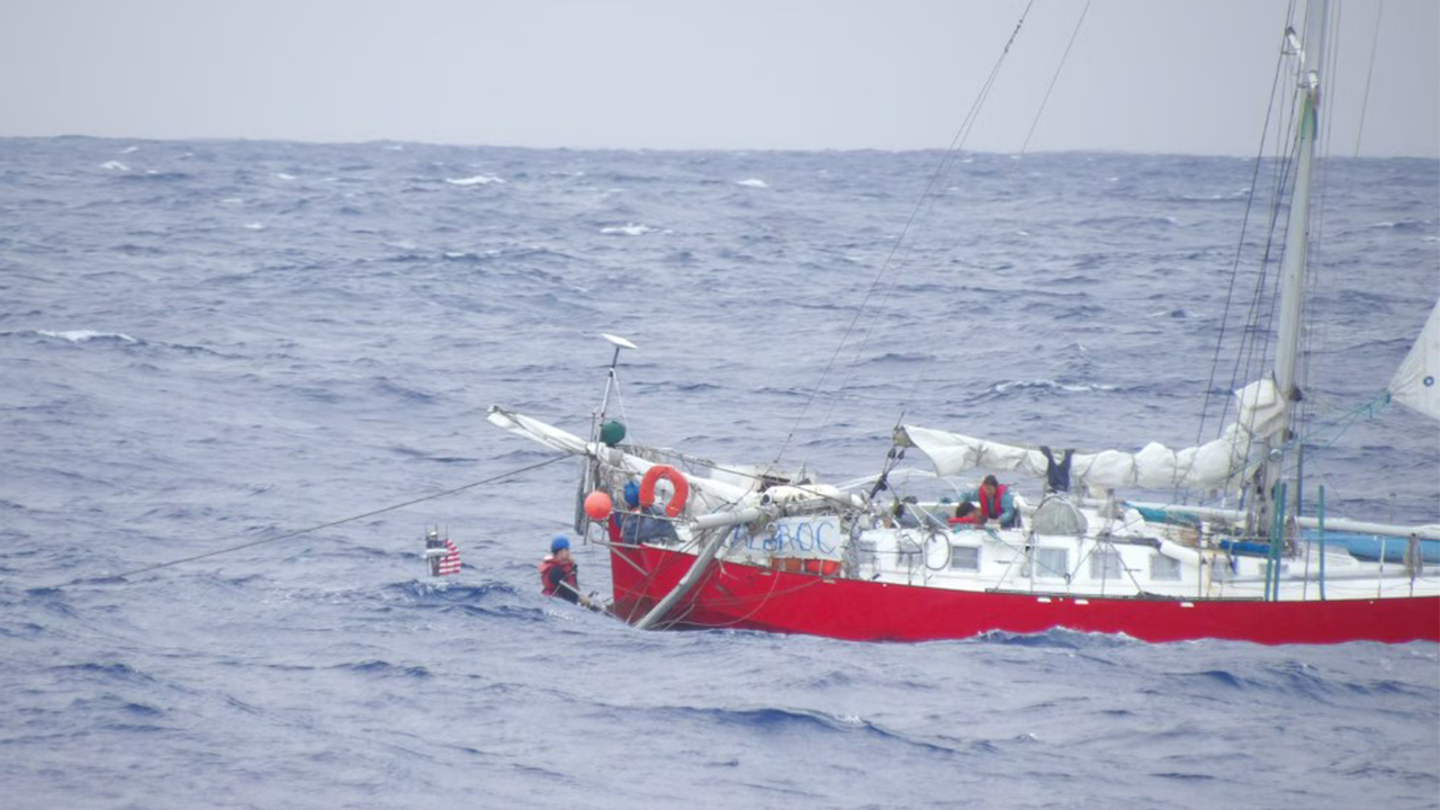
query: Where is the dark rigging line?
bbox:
[776,0,1038,473]
[1020,0,1092,156]
[1353,0,1384,158]
[91,455,570,584]
[1194,24,1293,452]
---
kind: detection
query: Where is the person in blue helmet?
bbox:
[538,536,590,607]
[609,481,679,546]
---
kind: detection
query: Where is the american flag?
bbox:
[437,538,462,576]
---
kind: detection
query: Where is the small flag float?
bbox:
[423,529,461,577]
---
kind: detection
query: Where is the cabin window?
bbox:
[950,545,980,571]
[1034,548,1069,579]
[1149,554,1182,581]
[1089,549,1123,580]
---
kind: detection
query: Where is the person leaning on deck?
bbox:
[958,474,1021,529]
[607,481,680,546]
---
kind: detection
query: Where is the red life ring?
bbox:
[639,465,690,518]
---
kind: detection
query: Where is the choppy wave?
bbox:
[445,174,506,186]
[599,222,654,236]
[31,329,139,344]
[0,137,1435,810]
[992,379,1119,395]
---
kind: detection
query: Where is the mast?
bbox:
[576,333,638,533]
[1260,0,1329,537]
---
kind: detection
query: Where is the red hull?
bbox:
[610,545,1440,644]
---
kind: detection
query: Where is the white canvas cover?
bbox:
[1389,301,1440,422]
[901,381,1282,492]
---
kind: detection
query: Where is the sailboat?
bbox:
[489,1,1440,644]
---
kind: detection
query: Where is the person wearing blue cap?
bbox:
[609,481,680,546]
[538,535,590,607]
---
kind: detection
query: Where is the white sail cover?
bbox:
[486,405,759,511]
[901,380,1286,492]
[486,406,590,455]
[1389,301,1440,422]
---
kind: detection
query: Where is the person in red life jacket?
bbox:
[538,536,591,607]
[957,474,1020,529]
[949,500,982,528]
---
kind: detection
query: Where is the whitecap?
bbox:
[37,330,138,344]
[735,178,768,188]
[995,379,1115,394]
[445,175,505,186]
[118,146,139,155]
[242,222,265,230]
[101,161,129,171]
[276,173,297,181]
[600,223,653,236]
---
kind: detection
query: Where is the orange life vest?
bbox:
[538,556,578,596]
[979,485,1008,520]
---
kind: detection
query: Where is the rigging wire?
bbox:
[1190,16,1301,511]
[1353,1,1385,157]
[1193,28,1293,451]
[1189,0,1314,509]
[1242,18,1308,401]
[773,0,1038,474]
[94,455,570,584]
[1020,0,1093,156]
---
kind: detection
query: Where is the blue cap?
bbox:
[624,481,641,507]
[551,536,570,553]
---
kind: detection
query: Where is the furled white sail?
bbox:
[901,379,1286,492]
[486,406,590,455]
[485,405,759,511]
[1389,301,1440,422]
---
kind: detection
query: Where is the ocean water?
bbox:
[1,137,1437,809]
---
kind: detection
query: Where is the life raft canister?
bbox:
[639,464,690,518]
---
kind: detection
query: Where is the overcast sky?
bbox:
[2,0,1436,156]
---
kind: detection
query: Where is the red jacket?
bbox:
[538,555,578,599]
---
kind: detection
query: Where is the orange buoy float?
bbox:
[639,465,689,518]
[583,490,613,520]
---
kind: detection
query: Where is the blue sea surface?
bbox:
[1,137,1438,809]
